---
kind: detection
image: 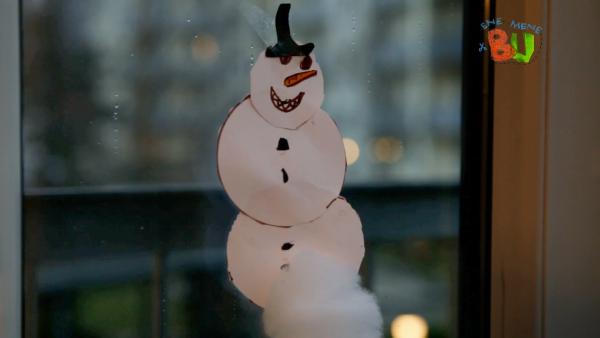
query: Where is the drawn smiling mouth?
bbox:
[270,87,305,113]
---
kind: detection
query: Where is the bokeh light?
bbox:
[343,137,360,166]
[191,33,219,63]
[391,314,429,338]
[374,137,404,163]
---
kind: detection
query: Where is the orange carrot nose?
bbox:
[284,70,317,87]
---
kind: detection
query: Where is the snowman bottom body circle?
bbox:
[227,197,364,307]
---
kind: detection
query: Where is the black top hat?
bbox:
[266,4,314,57]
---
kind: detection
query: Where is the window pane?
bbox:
[23,0,463,337]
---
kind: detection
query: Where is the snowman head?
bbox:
[250,4,324,130]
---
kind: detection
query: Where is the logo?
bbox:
[479,18,543,64]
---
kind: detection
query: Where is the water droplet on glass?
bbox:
[114,105,119,109]
[186,18,191,23]
[194,35,198,39]
[140,226,145,231]
[130,53,135,57]
[114,94,119,98]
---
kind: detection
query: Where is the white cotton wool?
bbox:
[263,251,382,338]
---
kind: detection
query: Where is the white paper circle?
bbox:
[226,198,365,307]
[250,51,324,130]
[217,97,346,226]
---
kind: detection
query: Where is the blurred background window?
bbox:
[22,0,463,337]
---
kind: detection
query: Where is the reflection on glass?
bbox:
[22,0,462,337]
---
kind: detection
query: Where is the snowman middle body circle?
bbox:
[218,51,364,307]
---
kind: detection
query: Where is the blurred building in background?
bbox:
[23,0,462,189]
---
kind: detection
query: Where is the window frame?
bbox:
[458,0,496,337]
[0,0,22,337]
[490,0,549,337]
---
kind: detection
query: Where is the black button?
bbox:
[281,168,289,183]
[277,138,289,151]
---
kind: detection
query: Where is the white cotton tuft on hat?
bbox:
[263,251,382,338]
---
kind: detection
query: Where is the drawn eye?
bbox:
[279,56,292,65]
[300,55,312,70]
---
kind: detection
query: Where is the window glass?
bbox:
[23,0,463,337]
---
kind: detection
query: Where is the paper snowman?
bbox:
[217,4,365,307]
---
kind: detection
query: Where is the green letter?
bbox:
[510,32,535,63]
